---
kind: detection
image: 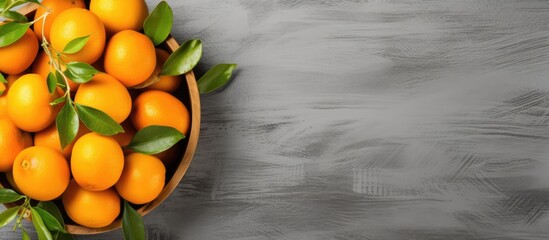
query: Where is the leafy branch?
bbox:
[0,0,238,239]
[0,189,69,240]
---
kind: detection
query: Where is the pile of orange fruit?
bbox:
[0,0,190,228]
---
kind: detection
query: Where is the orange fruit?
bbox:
[90,0,148,34]
[104,30,156,87]
[33,0,86,41]
[6,74,61,132]
[62,180,120,228]
[71,133,124,191]
[34,122,90,159]
[146,49,182,93]
[74,73,132,123]
[32,51,80,92]
[0,118,32,172]
[0,29,39,75]
[50,8,106,64]
[12,146,70,201]
[131,90,191,134]
[115,153,165,204]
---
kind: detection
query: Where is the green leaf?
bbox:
[63,69,90,83]
[75,103,123,136]
[56,102,79,149]
[34,207,66,233]
[0,207,19,228]
[46,72,57,94]
[63,69,79,83]
[64,62,98,83]
[55,71,67,90]
[0,188,24,203]
[0,22,30,47]
[62,35,90,54]
[50,96,66,106]
[160,39,202,76]
[197,64,237,94]
[3,10,27,22]
[31,208,53,240]
[22,228,31,240]
[143,1,173,46]
[65,62,97,76]
[123,201,146,240]
[125,125,185,154]
[0,73,6,83]
[37,202,64,228]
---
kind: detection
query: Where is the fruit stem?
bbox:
[13,197,29,231]
[37,10,71,96]
[29,9,50,25]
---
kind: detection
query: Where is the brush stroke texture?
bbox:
[3,0,549,239]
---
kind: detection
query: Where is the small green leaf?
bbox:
[75,103,124,136]
[143,1,173,46]
[56,102,79,149]
[0,188,24,203]
[31,208,53,240]
[34,207,66,233]
[46,72,57,94]
[55,71,67,90]
[62,70,79,83]
[0,73,6,83]
[3,10,27,22]
[65,62,98,76]
[62,35,90,54]
[0,207,19,228]
[22,228,30,240]
[0,22,30,47]
[160,39,202,76]
[37,202,64,228]
[126,125,185,154]
[64,62,98,83]
[197,64,237,94]
[123,201,146,240]
[50,96,66,106]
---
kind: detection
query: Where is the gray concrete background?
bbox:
[4,0,549,239]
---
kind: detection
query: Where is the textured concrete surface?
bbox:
[4,0,549,239]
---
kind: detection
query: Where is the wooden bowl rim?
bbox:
[1,4,202,235]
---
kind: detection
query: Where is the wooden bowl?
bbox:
[0,3,201,235]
